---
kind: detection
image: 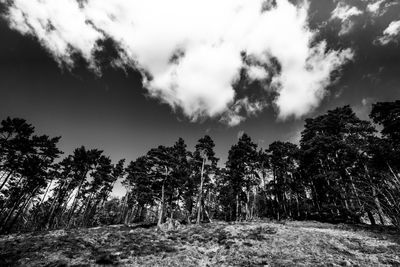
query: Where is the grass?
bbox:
[0,220,399,266]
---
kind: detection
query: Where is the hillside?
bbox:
[0,221,399,267]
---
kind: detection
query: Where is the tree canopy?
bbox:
[1,101,400,233]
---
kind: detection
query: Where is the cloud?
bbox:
[377,20,400,45]
[220,97,268,126]
[274,43,354,119]
[246,65,269,81]
[4,0,353,124]
[331,3,363,21]
[366,0,398,17]
[222,114,245,127]
[5,0,104,69]
[366,0,385,15]
[331,2,363,35]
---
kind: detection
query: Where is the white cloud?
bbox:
[4,0,353,124]
[221,112,245,127]
[366,0,397,17]
[220,97,268,126]
[331,3,363,21]
[331,2,363,35]
[246,65,269,81]
[275,44,354,119]
[6,0,103,69]
[367,0,385,15]
[377,20,400,45]
[383,20,400,35]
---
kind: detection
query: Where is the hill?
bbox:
[1,220,399,266]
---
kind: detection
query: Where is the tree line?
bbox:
[1,101,400,234]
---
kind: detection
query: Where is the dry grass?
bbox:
[1,220,399,266]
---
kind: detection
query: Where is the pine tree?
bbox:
[192,135,218,224]
[225,133,258,221]
[146,145,176,226]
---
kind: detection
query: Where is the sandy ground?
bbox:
[0,220,399,266]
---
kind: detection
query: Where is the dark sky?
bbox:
[0,0,399,196]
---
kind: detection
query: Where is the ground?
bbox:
[0,220,399,266]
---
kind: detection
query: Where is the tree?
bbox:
[125,156,154,223]
[170,138,191,222]
[3,103,400,233]
[225,133,258,221]
[0,118,62,233]
[65,147,103,227]
[192,135,218,224]
[268,141,299,220]
[370,100,400,143]
[0,117,35,192]
[80,156,123,227]
[369,101,400,227]
[123,139,191,225]
[146,145,176,226]
[300,106,376,223]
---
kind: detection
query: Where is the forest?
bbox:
[1,100,400,235]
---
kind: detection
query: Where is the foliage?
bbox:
[2,100,400,233]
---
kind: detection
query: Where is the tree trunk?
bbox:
[40,178,53,205]
[120,191,130,224]
[372,187,385,225]
[295,193,300,218]
[246,189,251,220]
[157,182,165,226]
[46,177,71,229]
[367,210,376,226]
[282,192,288,218]
[169,188,175,220]
[347,168,361,207]
[387,162,400,183]
[81,192,94,226]
[364,165,385,225]
[139,205,146,222]
[252,186,257,219]
[66,170,88,227]
[3,191,35,233]
[185,196,193,224]
[0,171,12,191]
[1,185,39,234]
[235,193,240,221]
[196,157,205,224]
[276,199,280,221]
[86,198,102,227]
[0,195,23,230]
[124,205,135,224]
[310,181,321,212]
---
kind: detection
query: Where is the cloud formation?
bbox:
[4,0,353,124]
[378,20,400,45]
[366,0,385,15]
[331,2,363,35]
[220,97,268,126]
[366,0,398,17]
[331,3,363,21]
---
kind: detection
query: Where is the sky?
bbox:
[0,0,400,197]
